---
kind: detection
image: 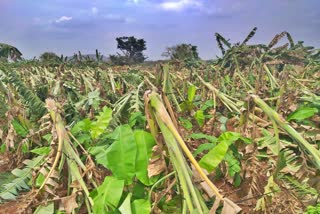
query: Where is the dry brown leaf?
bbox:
[245,144,255,154]
[209,198,221,214]
[245,189,256,206]
[46,178,59,187]
[39,167,49,176]
[201,108,215,132]
[226,117,238,132]
[61,194,79,214]
[221,197,242,214]
[200,181,218,198]
[147,145,166,177]
[44,185,55,195]
[147,158,166,177]
[5,124,15,149]
[288,104,297,112]
[70,180,81,189]
[51,170,60,179]
[191,165,205,183]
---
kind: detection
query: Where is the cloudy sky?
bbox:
[0,0,319,60]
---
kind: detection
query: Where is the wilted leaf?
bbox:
[147,145,166,177]
[255,176,280,211]
[34,202,54,214]
[221,198,242,214]
[210,197,222,213]
[5,124,15,148]
[61,193,79,214]
[200,181,216,198]
[46,178,58,187]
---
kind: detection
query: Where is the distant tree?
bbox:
[162,43,199,61]
[0,43,22,62]
[110,36,147,65]
[39,52,62,63]
[109,55,128,65]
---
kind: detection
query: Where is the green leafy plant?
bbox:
[199,132,251,185]
[91,176,125,213]
[287,106,318,122]
[0,29,319,213]
[0,155,45,202]
[304,204,320,214]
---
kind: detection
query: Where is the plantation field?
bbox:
[0,32,319,213]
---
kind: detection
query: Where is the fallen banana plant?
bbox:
[144,90,241,213]
[161,64,182,112]
[250,94,320,169]
[195,73,271,128]
[195,72,242,113]
[35,99,94,212]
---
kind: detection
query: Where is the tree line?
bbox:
[0,36,200,65]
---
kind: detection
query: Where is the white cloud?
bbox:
[128,0,140,4]
[92,7,98,15]
[159,0,202,11]
[103,14,135,23]
[55,16,72,23]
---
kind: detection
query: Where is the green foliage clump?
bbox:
[110,36,147,65]
[39,52,62,63]
[162,43,199,61]
[0,43,22,61]
[305,204,320,214]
